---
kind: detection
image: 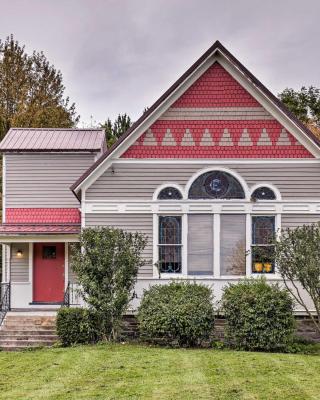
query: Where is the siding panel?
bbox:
[85,214,153,277]
[86,163,320,201]
[10,243,29,282]
[281,214,320,229]
[6,153,95,207]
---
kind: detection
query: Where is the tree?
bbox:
[101,113,131,148]
[71,227,147,340]
[0,35,79,139]
[274,223,320,334]
[278,87,320,137]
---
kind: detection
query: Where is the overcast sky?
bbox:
[1,0,320,126]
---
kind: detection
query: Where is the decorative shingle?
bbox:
[238,128,253,146]
[218,128,233,146]
[257,128,272,146]
[276,128,291,146]
[200,129,214,146]
[181,129,195,146]
[161,128,176,146]
[142,129,157,146]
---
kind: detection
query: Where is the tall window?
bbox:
[252,216,275,273]
[189,171,245,199]
[220,214,246,276]
[158,216,182,273]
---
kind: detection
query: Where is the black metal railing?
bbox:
[63,282,80,307]
[0,283,10,326]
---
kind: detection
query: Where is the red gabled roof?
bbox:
[0,224,80,235]
[70,40,320,194]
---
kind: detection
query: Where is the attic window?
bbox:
[158,187,183,200]
[251,186,276,200]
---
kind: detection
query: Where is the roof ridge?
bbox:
[10,127,104,132]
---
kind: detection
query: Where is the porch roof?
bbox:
[0,224,80,235]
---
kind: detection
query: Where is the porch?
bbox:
[1,236,81,311]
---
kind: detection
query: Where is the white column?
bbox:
[181,214,188,276]
[213,214,220,278]
[245,213,252,276]
[65,242,69,288]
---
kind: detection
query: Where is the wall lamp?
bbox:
[16,249,23,258]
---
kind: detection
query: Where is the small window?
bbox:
[251,216,275,273]
[158,216,182,273]
[43,246,56,259]
[158,187,182,200]
[251,186,276,200]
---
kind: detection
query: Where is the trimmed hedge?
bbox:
[137,281,215,347]
[56,307,101,346]
[222,278,295,351]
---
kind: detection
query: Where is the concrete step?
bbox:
[0,313,58,350]
[0,339,56,347]
[0,330,56,336]
[0,334,57,340]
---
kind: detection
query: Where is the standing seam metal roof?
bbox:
[0,128,106,152]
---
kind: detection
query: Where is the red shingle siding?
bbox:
[121,62,313,159]
[6,208,81,224]
[172,63,260,108]
[122,120,312,158]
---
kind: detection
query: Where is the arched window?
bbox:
[188,171,245,199]
[157,187,182,200]
[251,186,276,200]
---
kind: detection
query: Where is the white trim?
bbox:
[7,244,11,283]
[81,188,86,229]
[85,200,320,215]
[112,158,320,165]
[184,166,251,200]
[213,214,220,278]
[65,243,69,288]
[153,183,185,201]
[28,242,33,284]
[152,214,158,277]
[181,214,188,275]
[0,235,79,243]
[2,154,6,223]
[245,213,251,276]
[249,182,282,201]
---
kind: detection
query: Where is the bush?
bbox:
[56,307,101,346]
[221,278,295,351]
[137,281,215,347]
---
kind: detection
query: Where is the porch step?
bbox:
[0,313,58,351]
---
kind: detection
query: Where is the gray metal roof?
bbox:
[0,128,106,152]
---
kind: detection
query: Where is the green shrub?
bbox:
[137,281,215,347]
[221,278,295,351]
[56,307,101,346]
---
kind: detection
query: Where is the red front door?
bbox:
[33,243,65,303]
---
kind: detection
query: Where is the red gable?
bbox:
[122,63,312,159]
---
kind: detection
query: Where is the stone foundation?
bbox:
[122,316,320,343]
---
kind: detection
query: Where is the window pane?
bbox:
[159,245,181,273]
[188,214,213,275]
[252,246,275,273]
[252,216,275,244]
[251,187,276,200]
[220,214,246,276]
[158,187,182,200]
[42,246,56,259]
[159,216,181,244]
[188,171,245,199]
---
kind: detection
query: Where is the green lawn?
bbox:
[0,343,319,400]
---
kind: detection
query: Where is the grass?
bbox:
[0,343,319,400]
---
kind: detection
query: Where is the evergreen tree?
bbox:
[0,35,79,139]
[101,113,131,148]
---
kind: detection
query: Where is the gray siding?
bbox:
[85,214,153,277]
[10,243,29,282]
[6,153,96,207]
[86,162,320,201]
[281,214,320,229]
